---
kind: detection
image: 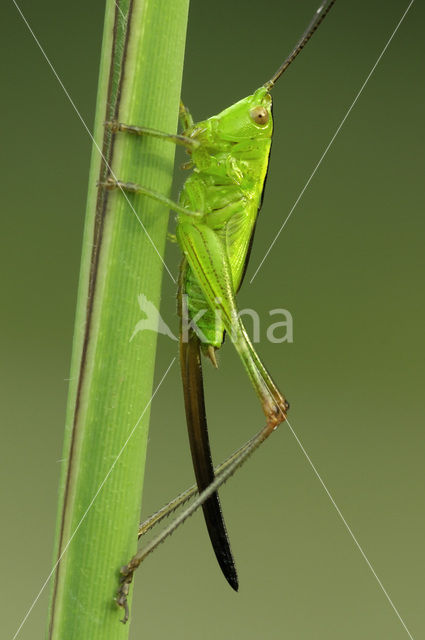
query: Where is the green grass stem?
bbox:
[47,1,189,636]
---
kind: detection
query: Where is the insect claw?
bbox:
[116,567,133,624]
[120,563,132,578]
[118,597,130,625]
[97,176,117,190]
[104,119,119,132]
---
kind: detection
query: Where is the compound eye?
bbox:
[249,106,269,125]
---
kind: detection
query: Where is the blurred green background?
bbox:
[1,1,424,638]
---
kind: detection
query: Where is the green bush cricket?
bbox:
[101,0,336,622]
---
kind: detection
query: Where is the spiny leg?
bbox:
[123,434,261,627]
[233,320,289,422]
[137,432,258,539]
[117,412,286,623]
[175,223,288,587]
[177,222,289,423]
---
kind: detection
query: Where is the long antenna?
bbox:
[264,0,336,90]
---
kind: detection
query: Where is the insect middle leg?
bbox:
[100,177,203,221]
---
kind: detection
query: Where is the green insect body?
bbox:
[178,86,273,351]
[103,0,336,623]
[175,86,281,590]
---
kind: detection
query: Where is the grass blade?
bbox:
[47,0,189,636]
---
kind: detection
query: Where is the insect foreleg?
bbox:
[104,120,199,151]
